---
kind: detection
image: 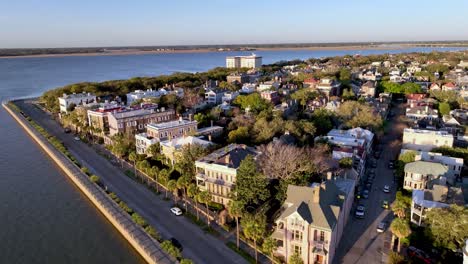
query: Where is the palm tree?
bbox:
[227,200,244,249]
[167,179,178,204]
[391,191,411,219]
[177,176,190,211]
[197,191,212,226]
[187,184,200,220]
[159,169,170,198]
[262,237,277,263]
[242,213,266,263]
[128,151,138,177]
[149,166,160,192]
[390,218,411,252]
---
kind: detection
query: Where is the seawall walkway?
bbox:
[2,102,176,264]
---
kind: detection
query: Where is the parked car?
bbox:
[382,200,389,209]
[377,221,387,233]
[170,237,183,251]
[374,151,381,159]
[362,189,370,199]
[388,160,395,169]
[170,207,183,216]
[383,185,390,193]
[64,127,71,133]
[74,136,80,141]
[356,190,362,199]
[355,204,365,219]
[408,246,432,264]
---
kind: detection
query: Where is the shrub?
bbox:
[131,213,148,227]
[119,201,133,214]
[89,175,100,184]
[161,240,182,259]
[109,192,120,203]
[81,167,90,175]
[144,226,162,242]
[180,259,194,264]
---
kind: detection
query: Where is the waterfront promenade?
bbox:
[3,102,176,264]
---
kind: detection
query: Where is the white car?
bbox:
[377,221,387,233]
[170,207,182,216]
[383,185,390,193]
[74,136,80,141]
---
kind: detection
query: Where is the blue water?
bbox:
[0,46,466,101]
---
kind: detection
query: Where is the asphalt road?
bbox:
[16,100,247,264]
[335,102,407,264]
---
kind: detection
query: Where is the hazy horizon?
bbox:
[2,0,468,49]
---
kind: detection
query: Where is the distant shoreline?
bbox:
[0,44,464,59]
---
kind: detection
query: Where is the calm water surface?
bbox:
[0,47,466,263]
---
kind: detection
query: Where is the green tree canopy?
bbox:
[233,155,269,206]
[233,93,271,114]
[336,101,383,131]
[438,102,451,116]
[425,205,468,251]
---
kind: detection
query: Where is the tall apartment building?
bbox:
[272,180,354,264]
[59,92,96,113]
[402,128,454,152]
[195,144,258,205]
[107,104,176,136]
[226,54,262,69]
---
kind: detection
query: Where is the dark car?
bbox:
[388,160,395,169]
[64,127,71,133]
[374,151,381,159]
[362,189,370,199]
[170,238,183,251]
[355,204,365,219]
[408,246,432,264]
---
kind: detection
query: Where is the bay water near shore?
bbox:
[0,46,466,263]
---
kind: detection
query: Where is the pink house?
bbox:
[272,180,354,264]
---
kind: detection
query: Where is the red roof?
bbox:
[304,78,319,84]
[406,93,427,100]
[443,82,456,88]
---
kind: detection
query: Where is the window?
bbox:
[276,239,283,247]
[292,245,302,255]
[292,230,302,241]
[320,231,325,242]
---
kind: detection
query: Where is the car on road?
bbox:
[170,237,183,251]
[408,246,432,264]
[388,160,395,169]
[356,190,362,200]
[74,136,80,141]
[383,185,390,193]
[377,221,387,233]
[362,189,370,199]
[355,204,365,219]
[64,127,71,133]
[170,207,183,216]
[382,200,389,209]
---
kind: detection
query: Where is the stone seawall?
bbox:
[2,103,176,264]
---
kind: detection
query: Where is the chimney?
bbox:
[179,116,183,122]
[208,134,212,142]
[225,154,230,165]
[312,186,320,203]
[425,105,428,112]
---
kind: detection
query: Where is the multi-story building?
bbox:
[87,101,123,134]
[315,79,341,97]
[135,118,198,154]
[360,81,376,97]
[59,92,96,113]
[261,90,280,104]
[195,144,258,206]
[221,91,239,103]
[226,73,250,84]
[107,104,176,136]
[226,54,262,69]
[402,128,454,152]
[258,81,281,91]
[405,106,439,122]
[126,89,161,105]
[414,151,464,184]
[241,83,257,94]
[403,161,449,190]
[205,89,225,105]
[272,181,354,264]
[411,184,466,226]
[160,136,213,165]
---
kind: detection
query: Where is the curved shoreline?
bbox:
[2,102,176,264]
[1,44,465,59]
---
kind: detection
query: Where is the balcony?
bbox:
[312,240,329,255]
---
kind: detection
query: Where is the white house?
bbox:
[59,92,96,113]
[205,89,225,105]
[126,89,161,105]
[402,128,454,152]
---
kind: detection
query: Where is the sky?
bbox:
[1,0,468,48]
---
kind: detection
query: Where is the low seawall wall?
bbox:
[3,103,176,264]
